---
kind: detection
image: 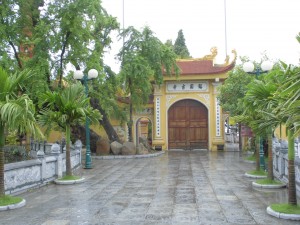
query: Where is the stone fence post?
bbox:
[51,143,63,178]
[37,149,46,182]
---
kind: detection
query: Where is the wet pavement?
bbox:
[1,150,299,225]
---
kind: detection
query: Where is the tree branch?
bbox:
[58,31,71,88]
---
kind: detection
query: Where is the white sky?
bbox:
[102,0,300,73]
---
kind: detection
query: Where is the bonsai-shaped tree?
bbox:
[0,67,43,204]
[38,82,101,177]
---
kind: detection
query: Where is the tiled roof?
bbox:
[176,59,235,75]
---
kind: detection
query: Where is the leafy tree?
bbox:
[42,0,117,87]
[173,29,191,59]
[0,0,24,70]
[218,64,253,116]
[42,0,122,143]
[218,63,253,150]
[165,39,173,48]
[38,83,101,176]
[1,0,122,144]
[118,26,180,141]
[0,67,43,197]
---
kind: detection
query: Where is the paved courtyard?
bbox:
[1,150,299,225]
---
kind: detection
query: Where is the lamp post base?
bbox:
[84,151,92,169]
[259,138,265,171]
[84,166,93,169]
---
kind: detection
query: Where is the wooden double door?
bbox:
[168,99,208,150]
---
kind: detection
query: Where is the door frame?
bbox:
[166,98,210,150]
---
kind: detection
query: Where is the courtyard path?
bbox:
[1,150,299,225]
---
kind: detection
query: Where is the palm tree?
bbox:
[0,67,42,197]
[242,80,269,173]
[276,63,300,206]
[242,61,291,175]
[254,62,300,207]
[38,83,101,176]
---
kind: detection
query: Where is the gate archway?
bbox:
[135,117,152,147]
[168,99,208,150]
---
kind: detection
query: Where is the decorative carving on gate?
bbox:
[166,95,177,108]
[197,94,210,108]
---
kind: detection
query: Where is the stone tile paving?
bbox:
[1,150,299,225]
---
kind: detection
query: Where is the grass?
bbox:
[271,204,300,214]
[248,169,267,176]
[58,175,81,180]
[245,154,268,162]
[245,154,256,161]
[255,178,283,185]
[0,195,23,206]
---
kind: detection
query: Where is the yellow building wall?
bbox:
[46,118,124,143]
[274,124,287,140]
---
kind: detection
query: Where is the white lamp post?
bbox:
[243,61,273,78]
[73,69,98,169]
[242,61,273,170]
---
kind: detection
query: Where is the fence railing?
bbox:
[4,140,83,195]
[272,138,300,196]
[4,138,76,163]
[30,138,66,154]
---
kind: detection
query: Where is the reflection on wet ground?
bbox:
[1,150,299,225]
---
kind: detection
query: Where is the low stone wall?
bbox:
[272,138,300,196]
[4,148,81,195]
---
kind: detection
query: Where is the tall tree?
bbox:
[0,67,43,197]
[118,26,180,141]
[218,62,253,150]
[218,64,253,116]
[173,29,191,59]
[1,0,122,143]
[42,0,121,143]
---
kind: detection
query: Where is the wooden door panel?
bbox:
[168,99,208,150]
[169,121,188,127]
[189,121,207,127]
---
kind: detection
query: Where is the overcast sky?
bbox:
[102,0,300,72]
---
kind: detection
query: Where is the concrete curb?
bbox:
[267,206,300,220]
[252,181,286,189]
[244,172,267,179]
[243,160,255,164]
[54,177,85,185]
[93,151,165,160]
[0,199,26,211]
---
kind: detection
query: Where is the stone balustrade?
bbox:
[4,140,82,195]
[272,138,300,195]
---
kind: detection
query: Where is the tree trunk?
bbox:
[71,125,101,153]
[90,98,120,142]
[288,128,297,205]
[255,136,260,171]
[65,125,72,176]
[0,124,5,197]
[267,131,273,180]
[128,102,133,142]
[238,123,242,151]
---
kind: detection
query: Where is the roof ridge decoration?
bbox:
[178,47,237,66]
